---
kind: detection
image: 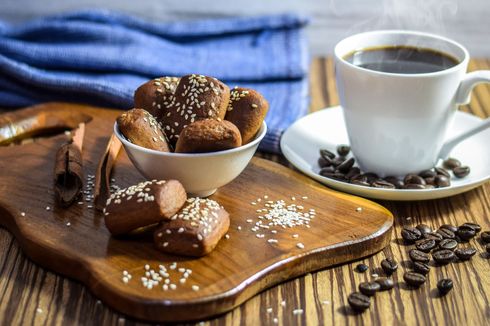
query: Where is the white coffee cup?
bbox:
[334,30,490,177]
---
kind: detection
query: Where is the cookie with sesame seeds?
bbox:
[225,87,269,144]
[117,108,172,152]
[134,77,180,119]
[104,180,187,236]
[159,74,230,145]
[175,119,241,153]
[153,198,230,257]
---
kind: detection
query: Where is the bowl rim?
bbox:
[114,120,268,157]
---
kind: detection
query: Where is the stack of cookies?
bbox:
[118,74,269,153]
[104,179,230,257]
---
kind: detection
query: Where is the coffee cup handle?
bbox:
[455,70,490,105]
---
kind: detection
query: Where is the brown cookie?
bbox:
[153,198,230,257]
[159,74,230,144]
[175,118,242,153]
[134,76,180,118]
[117,108,172,152]
[104,180,187,235]
[225,87,269,144]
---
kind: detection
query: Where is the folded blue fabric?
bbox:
[0,10,309,153]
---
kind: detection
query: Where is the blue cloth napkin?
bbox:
[0,10,309,153]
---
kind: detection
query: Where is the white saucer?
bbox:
[280,106,490,201]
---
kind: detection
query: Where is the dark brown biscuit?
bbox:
[225,87,269,144]
[153,198,230,257]
[134,76,180,119]
[159,74,230,144]
[104,180,187,235]
[174,119,242,153]
[117,108,172,152]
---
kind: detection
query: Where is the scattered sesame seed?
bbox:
[267,308,273,313]
[66,222,71,226]
[20,212,25,217]
[293,309,304,315]
[296,243,305,249]
[192,285,200,291]
[145,264,150,270]
[302,196,308,199]
[36,308,43,314]
[322,300,330,305]
[237,226,242,231]
[356,207,363,212]
[292,234,299,238]
[273,318,278,324]
[45,206,51,211]
[225,234,230,239]
[372,273,379,278]
[268,239,278,244]
[281,300,286,307]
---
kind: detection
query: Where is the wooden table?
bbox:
[1,58,489,325]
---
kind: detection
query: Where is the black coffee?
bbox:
[344,46,459,74]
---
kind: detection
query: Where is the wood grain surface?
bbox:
[1,58,490,325]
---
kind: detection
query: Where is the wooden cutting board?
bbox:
[0,103,393,322]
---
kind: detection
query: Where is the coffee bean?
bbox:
[351,179,371,187]
[345,167,361,180]
[416,224,432,235]
[424,177,436,185]
[401,227,422,243]
[318,156,332,168]
[419,169,437,178]
[337,157,355,173]
[461,222,481,233]
[332,156,345,167]
[363,173,379,184]
[381,258,398,275]
[404,272,426,287]
[404,174,427,185]
[358,281,381,296]
[416,239,436,253]
[486,243,490,254]
[403,184,426,189]
[437,228,456,239]
[372,180,396,189]
[384,176,404,189]
[437,279,453,295]
[443,158,461,170]
[413,262,430,275]
[440,224,458,233]
[320,171,346,181]
[423,232,443,243]
[453,166,470,178]
[438,238,458,251]
[409,249,430,263]
[355,263,369,273]
[348,292,370,312]
[337,145,350,157]
[481,231,490,243]
[375,277,394,291]
[457,226,476,241]
[320,149,336,160]
[434,175,450,188]
[454,247,477,260]
[432,249,455,264]
[435,167,450,178]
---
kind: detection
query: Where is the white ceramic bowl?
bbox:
[114,122,267,197]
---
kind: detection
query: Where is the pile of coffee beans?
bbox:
[317,145,471,189]
[347,221,489,313]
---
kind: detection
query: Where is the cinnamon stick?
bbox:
[54,123,85,207]
[94,133,122,211]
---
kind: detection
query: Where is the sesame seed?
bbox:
[292,234,299,238]
[36,308,43,314]
[281,300,286,307]
[122,277,129,283]
[251,104,258,108]
[192,285,200,291]
[170,284,177,290]
[268,239,278,244]
[267,308,273,313]
[356,207,363,212]
[293,309,304,315]
[20,212,25,216]
[66,222,71,226]
[145,264,150,270]
[273,318,278,324]
[46,206,51,211]
[225,234,230,239]
[296,243,305,249]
